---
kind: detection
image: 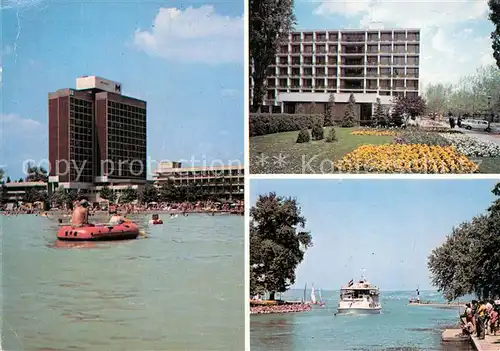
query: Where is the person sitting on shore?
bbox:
[71,200,90,228]
[489,305,498,336]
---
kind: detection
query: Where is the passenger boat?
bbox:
[57,223,140,241]
[337,275,382,314]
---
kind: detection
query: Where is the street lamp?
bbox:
[487,95,492,121]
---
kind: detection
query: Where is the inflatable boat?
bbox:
[57,223,140,241]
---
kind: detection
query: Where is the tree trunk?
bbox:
[269,291,276,300]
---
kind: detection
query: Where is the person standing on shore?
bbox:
[476,301,487,339]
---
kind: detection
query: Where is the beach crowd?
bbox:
[1,200,244,216]
[460,300,499,339]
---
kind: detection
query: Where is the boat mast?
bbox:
[303,283,307,303]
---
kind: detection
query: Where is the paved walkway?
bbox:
[471,334,500,351]
[463,130,500,145]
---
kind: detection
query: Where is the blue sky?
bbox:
[250,179,499,291]
[1,0,243,179]
[294,0,495,88]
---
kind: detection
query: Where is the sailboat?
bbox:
[318,288,326,307]
[311,285,317,304]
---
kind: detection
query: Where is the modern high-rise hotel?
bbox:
[48,76,147,192]
[253,28,420,120]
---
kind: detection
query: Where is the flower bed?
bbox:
[422,127,463,134]
[396,130,451,147]
[439,133,500,157]
[351,129,397,136]
[334,144,479,173]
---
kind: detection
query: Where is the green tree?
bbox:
[310,101,316,114]
[324,93,336,126]
[18,178,23,182]
[23,188,47,203]
[250,192,313,299]
[0,184,6,205]
[139,184,159,204]
[424,83,452,115]
[296,103,305,114]
[0,168,4,183]
[159,179,179,202]
[425,66,500,116]
[49,187,77,208]
[50,187,66,207]
[373,97,386,126]
[428,183,500,300]
[311,124,324,140]
[25,162,48,182]
[6,176,11,183]
[341,93,357,127]
[120,186,137,204]
[99,186,117,203]
[489,0,500,69]
[296,128,310,143]
[250,0,296,111]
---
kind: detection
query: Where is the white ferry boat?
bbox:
[337,276,382,314]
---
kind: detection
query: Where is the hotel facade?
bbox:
[252,28,421,121]
[154,162,244,200]
[48,76,147,195]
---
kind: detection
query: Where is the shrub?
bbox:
[296,128,311,143]
[341,93,357,127]
[311,124,324,140]
[249,113,324,137]
[325,127,337,143]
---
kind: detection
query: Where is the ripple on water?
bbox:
[3,214,244,351]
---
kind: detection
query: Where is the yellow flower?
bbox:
[351,129,397,136]
[334,144,478,174]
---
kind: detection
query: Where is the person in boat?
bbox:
[71,199,90,228]
[108,209,133,226]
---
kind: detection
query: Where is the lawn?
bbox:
[249,127,500,174]
[249,127,393,174]
[476,157,500,173]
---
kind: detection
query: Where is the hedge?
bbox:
[249,113,329,137]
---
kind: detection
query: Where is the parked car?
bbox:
[461,119,492,132]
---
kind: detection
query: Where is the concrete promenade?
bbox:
[442,329,500,350]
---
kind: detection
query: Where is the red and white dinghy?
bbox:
[57,223,140,241]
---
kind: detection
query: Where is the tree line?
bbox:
[0,164,236,206]
[428,182,500,301]
[424,65,500,116]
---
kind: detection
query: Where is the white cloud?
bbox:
[1,0,44,9]
[313,0,494,88]
[1,113,44,131]
[133,6,243,64]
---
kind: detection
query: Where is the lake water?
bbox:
[251,290,473,351]
[1,213,244,350]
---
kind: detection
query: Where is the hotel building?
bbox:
[253,28,421,120]
[48,76,147,193]
[154,162,244,200]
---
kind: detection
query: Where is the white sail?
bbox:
[311,285,317,304]
[319,288,323,303]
